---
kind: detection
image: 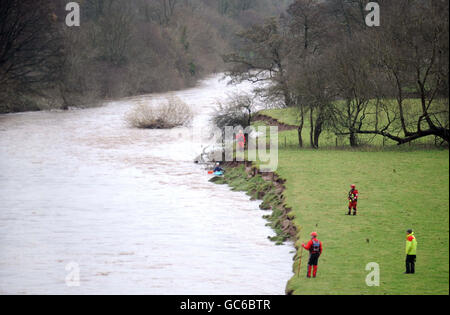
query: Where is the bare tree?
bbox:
[328,36,377,147]
[96,2,134,66]
[141,0,179,25]
[287,0,329,52]
[223,18,294,107]
[213,92,255,131]
[285,0,333,147]
[291,53,335,149]
[0,0,62,112]
[353,0,449,145]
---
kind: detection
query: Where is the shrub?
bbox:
[126,96,193,129]
[212,92,255,130]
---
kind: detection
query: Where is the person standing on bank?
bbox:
[236,130,246,150]
[405,229,418,274]
[302,232,323,278]
[347,184,359,216]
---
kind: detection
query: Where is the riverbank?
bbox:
[210,162,296,245]
[211,109,449,295]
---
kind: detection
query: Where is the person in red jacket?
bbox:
[236,130,246,149]
[302,232,323,278]
[347,184,359,216]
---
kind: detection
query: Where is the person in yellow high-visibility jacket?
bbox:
[405,229,418,274]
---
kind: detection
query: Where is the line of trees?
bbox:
[224,0,449,147]
[0,0,290,113]
[0,1,63,112]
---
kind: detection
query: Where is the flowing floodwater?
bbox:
[0,75,293,295]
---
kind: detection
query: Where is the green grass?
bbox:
[252,107,450,295]
[260,107,301,126]
[280,149,449,295]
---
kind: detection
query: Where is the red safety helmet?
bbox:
[351,184,356,188]
[311,232,318,237]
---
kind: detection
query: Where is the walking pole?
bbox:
[297,246,304,278]
[296,227,304,278]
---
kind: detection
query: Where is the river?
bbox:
[0,75,293,295]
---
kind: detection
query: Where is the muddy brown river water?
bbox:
[0,75,293,295]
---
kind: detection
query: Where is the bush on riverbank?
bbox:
[126,96,193,129]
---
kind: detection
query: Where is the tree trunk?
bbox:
[282,84,293,107]
[298,125,303,148]
[59,83,69,111]
[349,131,358,147]
[309,107,315,148]
[313,118,323,149]
[298,104,305,148]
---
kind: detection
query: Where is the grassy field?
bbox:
[252,108,449,295]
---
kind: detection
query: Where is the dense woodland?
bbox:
[1,0,448,147]
[0,0,290,112]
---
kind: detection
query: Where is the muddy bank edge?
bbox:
[209,161,301,295]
